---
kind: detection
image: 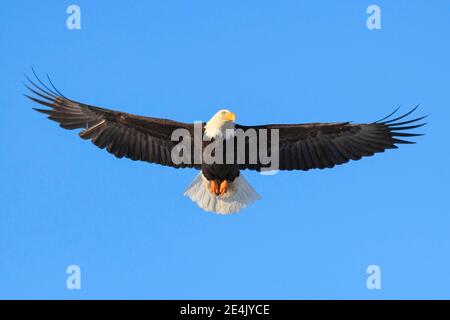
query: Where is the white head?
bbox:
[204,109,237,140]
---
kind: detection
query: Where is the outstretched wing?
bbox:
[236,107,427,171]
[25,74,200,169]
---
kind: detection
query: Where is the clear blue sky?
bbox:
[1,0,449,299]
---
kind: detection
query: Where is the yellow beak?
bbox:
[225,112,236,122]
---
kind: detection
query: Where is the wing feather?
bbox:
[25,74,200,169]
[237,108,426,171]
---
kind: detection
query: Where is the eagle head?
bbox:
[204,109,237,140]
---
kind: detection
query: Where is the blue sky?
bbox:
[1,0,449,299]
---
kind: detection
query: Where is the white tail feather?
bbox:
[183,173,261,214]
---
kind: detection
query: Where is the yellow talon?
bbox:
[219,180,229,196]
[210,180,220,195]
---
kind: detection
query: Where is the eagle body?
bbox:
[201,138,240,183]
[25,72,426,214]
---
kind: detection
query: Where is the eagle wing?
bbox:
[25,75,200,169]
[236,108,426,171]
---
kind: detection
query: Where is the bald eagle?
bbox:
[25,73,426,214]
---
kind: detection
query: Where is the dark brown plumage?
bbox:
[236,108,426,171]
[24,73,200,169]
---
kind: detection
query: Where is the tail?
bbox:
[183,173,261,214]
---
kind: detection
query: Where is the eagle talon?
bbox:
[219,180,229,196]
[210,180,220,195]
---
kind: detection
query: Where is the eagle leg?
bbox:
[210,180,220,196]
[219,180,229,196]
